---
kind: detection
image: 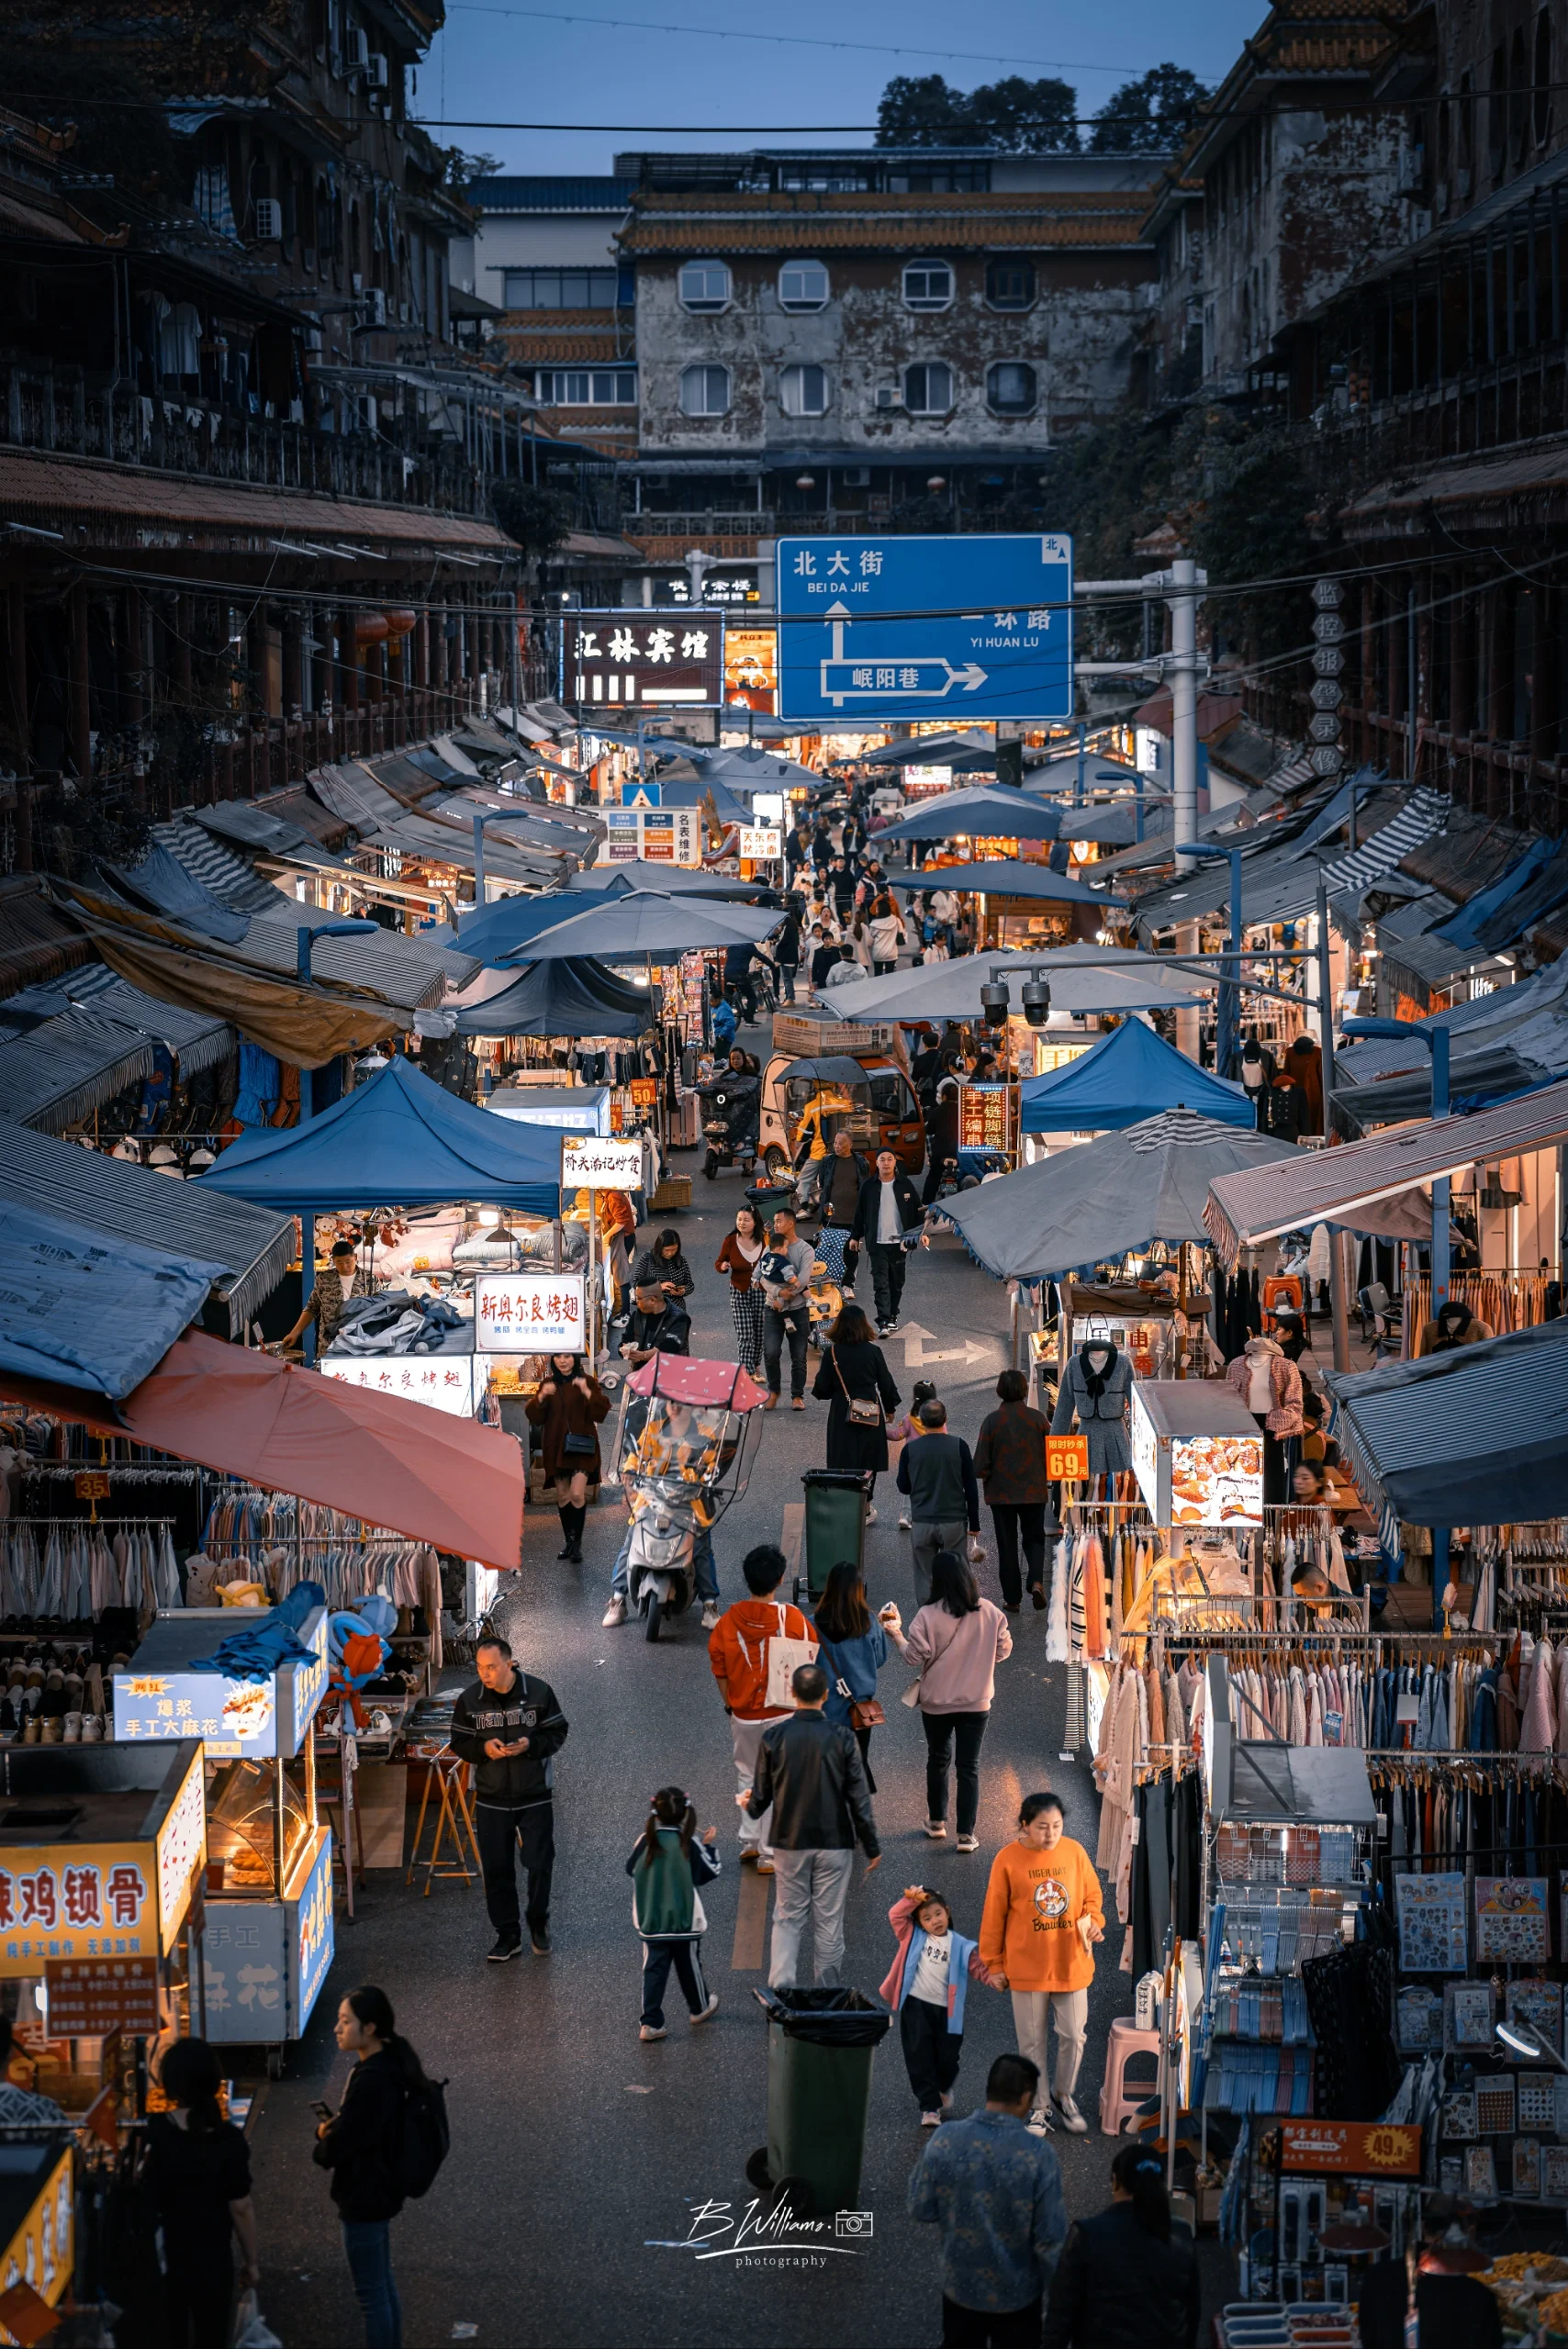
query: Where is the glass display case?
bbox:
[204,1760,315,1899]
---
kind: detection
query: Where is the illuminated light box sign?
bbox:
[475,1272,586,1354]
[565,611,726,708]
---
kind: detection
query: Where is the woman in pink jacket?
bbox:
[886,1549,1013,1852]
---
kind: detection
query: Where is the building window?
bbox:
[680,363,731,416]
[678,259,731,311]
[778,260,829,310]
[1510,24,1529,161]
[779,363,829,415]
[903,362,953,413]
[985,259,1036,310]
[1535,11,1552,146]
[532,369,636,405]
[986,361,1036,415]
[902,259,953,311]
[501,267,618,308]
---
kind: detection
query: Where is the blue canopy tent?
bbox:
[0,1202,228,1396]
[196,1054,564,1214]
[1326,1317,1568,1528]
[1020,1019,1254,1133]
[868,789,1063,845]
[446,889,575,963]
[885,860,1103,907]
[450,956,655,1039]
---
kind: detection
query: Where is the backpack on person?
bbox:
[398,2074,451,2198]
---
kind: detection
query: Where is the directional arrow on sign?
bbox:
[901,1321,1000,1371]
[819,601,988,709]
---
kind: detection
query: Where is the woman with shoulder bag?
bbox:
[525,1351,611,1563]
[810,1560,890,1791]
[887,1548,1012,1852]
[812,1303,900,1525]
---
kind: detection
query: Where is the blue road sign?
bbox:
[777,533,1073,723]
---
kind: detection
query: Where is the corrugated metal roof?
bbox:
[1342,432,1568,538]
[0,878,93,994]
[152,819,280,916]
[0,450,512,555]
[620,188,1152,255]
[0,1119,291,1334]
[1205,1072,1568,1261]
[1397,808,1528,903]
[0,1013,153,1135]
[468,176,635,211]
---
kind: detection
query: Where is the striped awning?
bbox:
[1204,1073,1568,1262]
[1319,789,1450,894]
[1325,1317,1568,1527]
[0,1015,154,1135]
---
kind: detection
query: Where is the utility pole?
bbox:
[1170,556,1199,875]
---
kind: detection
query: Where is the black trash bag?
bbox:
[752,1986,893,2047]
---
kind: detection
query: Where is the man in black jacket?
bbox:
[618,1282,691,1367]
[848,1147,925,1336]
[741,1661,879,1987]
[451,1633,569,1960]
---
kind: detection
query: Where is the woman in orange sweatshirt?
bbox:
[979,1790,1104,2138]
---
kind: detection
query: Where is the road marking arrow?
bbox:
[901,1322,1000,1371]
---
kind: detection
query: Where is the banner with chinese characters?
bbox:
[722,626,778,713]
[319,1353,476,1416]
[958,1080,1014,1154]
[0,2143,72,2335]
[562,1135,644,1191]
[1280,2121,1421,2176]
[602,806,701,866]
[44,1955,159,2037]
[565,610,726,710]
[738,827,781,861]
[475,1273,586,1354]
[0,1844,157,1974]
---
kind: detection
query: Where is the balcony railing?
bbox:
[0,356,489,514]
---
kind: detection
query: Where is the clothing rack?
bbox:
[0,1519,179,1620]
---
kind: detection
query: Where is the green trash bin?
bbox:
[798,1470,868,1605]
[753,1987,892,2217]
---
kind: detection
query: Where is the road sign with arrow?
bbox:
[777,533,1073,723]
[900,1321,1002,1373]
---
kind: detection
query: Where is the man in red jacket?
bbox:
[707,1543,814,1876]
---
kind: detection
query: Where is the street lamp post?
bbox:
[296,919,378,1362]
[1175,842,1243,1079]
[1342,1012,1453,1624]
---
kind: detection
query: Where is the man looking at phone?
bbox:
[450,1633,569,1963]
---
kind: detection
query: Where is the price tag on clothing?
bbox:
[1046,1434,1089,1480]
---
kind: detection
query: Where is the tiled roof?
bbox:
[495,330,628,363]
[467,176,635,211]
[619,187,1152,255]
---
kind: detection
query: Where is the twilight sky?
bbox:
[417,0,1267,175]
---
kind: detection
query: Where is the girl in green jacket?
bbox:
[626,1786,722,2041]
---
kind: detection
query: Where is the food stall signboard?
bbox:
[566,610,726,709]
[1045,1434,1089,1480]
[116,1610,330,1763]
[319,1354,476,1416]
[0,1743,204,1978]
[475,1272,586,1353]
[562,1135,644,1191]
[0,2144,72,2332]
[739,827,782,860]
[603,806,701,866]
[1281,2121,1420,2176]
[44,1955,159,2037]
[723,625,778,714]
[958,1081,1014,1153]
[1129,1378,1264,1527]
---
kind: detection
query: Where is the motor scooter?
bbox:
[612,1355,766,1641]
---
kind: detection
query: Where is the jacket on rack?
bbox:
[1224,1337,1303,1436]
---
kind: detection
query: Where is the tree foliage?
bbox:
[876,73,1079,151]
[1089,64,1210,153]
[491,481,573,561]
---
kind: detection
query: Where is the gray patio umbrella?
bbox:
[498,889,783,964]
[823,945,1210,1025]
[564,861,770,901]
[940,1109,1302,1281]
[870,788,1063,845]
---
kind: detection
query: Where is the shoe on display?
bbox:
[700,1603,720,1631]
[924,1818,946,1838]
[63,1713,82,1743]
[1054,2094,1089,2134]
[601,1596,628,1627]
[689,1994,720,2026]
[487,1937,522,1963]
[639,2023,666,2041]
[1025,2107,1055,2136]
[530,1927,552,1955]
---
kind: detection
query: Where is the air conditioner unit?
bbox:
[366,287,387,326]
[252,196,284,240]
[874,387,901,410]
[840,466,871,487]
[345,25,369,68]
[366,51,389,88]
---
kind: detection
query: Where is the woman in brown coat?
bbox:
[526,1352,611,1561]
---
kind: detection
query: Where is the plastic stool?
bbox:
[1099,2015,1161,2136]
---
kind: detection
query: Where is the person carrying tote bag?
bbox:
[810,1560,890,1791]
[812,1303,900,1524]
[886,1549,1012,1853]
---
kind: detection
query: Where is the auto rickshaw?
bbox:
[757,1052,924,1180]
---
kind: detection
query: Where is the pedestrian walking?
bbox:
[148,2037,258,2349]
[889,1380,936,1527]
[774,904,801,1003]
[450,1630,568,1960]
[631,1227,695,1302]
[759,1206,814,1410]
[810,1559,890,1788]
[313,1987,437,2349]
[815,1129,869,1241]
[1042,2141,1201,2349]
[973,1369,1053,1612]
[887,1549,1012,1851]
[979,1792,1104,2136]
[714,1202,767,1374]
[708,1542,814,1874]
[741,1660,880,1987]
[525,1352,610,1564]
[907,2050,1068,2349]
[896,1396,982,1604]
[882,1884,997,2127]
[868,891,907,974]
[812,1303,900,1521]
[627,1785,722,2040]
[848,1147,925,1336]
[808,925,840,994]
